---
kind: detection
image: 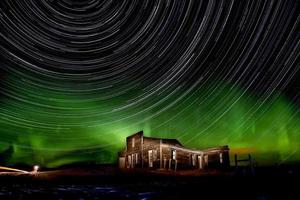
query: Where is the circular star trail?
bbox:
[0,0,299,167]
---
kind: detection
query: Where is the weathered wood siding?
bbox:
[126,132,143,153]
[161,146,196,169]
[142,137,160,168]
[204,150,230,169]
[118,132,144,168]
[118,131,230,170]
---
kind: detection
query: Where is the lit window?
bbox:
[172,150,176,160]
[198,155,203,169]
[220,153,223,163]
[135,153,139,164]
[132,138,135,148]
[148,150,153,167]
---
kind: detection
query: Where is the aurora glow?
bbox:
[0,0,299,167]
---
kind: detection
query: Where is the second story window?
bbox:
[132,138,135,148]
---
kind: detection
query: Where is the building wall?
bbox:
[121,132,143,168]
[119,133,230,170]
[161,146,202,170]
[126,132,143,153]
[142,137,161,168]
[203,149,230,169]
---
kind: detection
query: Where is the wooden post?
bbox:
[160,139,162,169]
[169,159,171,170]
[235,154,238,167]
[175,160,177,171]
[235,154,255,174]
[249,154,254,174]
[206,155,208,168]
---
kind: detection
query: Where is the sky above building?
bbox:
[0,0,299,167]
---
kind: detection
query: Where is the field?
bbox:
[0,166,299,200]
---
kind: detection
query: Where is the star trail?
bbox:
[0,0,299,167]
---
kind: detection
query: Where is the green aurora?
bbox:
[0,76,299,168]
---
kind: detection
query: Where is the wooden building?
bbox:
[118,131,230,170]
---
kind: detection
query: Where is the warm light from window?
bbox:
[220,153,223,163]
[132,138,135,148]
[172,150,176,160]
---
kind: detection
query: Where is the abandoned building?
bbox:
[118,131,230,170]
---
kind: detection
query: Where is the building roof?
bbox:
[129,131,182,146]
[160,143,229,154]
[123,131,229,154]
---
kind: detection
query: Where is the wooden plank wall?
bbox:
[142,138,160,168]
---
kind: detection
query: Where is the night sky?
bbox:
[0,0,299,167]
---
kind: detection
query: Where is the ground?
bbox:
[0,166,299,200]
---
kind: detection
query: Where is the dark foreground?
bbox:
[0,166,299,200]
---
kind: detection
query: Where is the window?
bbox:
[148,150,153,167]
[132,154,135,166]
[198,155,203,169]
[172,150,176,160]
[132,138,135,148]
[192,154,196,166]
[128,155,132,168]
[135,153,139,164]
[153,150,157,161]
[219,153,223,163]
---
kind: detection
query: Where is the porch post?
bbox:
[159,139,162,168]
